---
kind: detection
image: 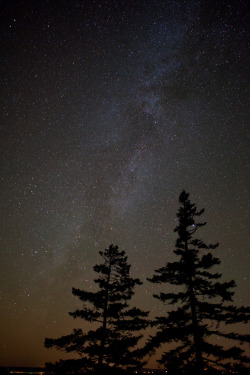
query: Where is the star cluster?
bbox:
[0,0,249,368]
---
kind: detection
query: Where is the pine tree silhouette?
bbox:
[146,191,250,374]
[45,244,149,374]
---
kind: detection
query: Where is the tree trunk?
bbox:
[189,283,203,375]
[185,238,203,375]
[98,261,111,367]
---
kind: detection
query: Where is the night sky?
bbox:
[1,0,249,369]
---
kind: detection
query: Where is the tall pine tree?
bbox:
[45,244,149,374]
[147,191,250,374]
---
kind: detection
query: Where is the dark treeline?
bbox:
[44,191,250,375]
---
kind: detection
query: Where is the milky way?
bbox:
[1,0,249,367]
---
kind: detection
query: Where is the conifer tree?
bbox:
[45,244,149,374]
[147,191,250,374]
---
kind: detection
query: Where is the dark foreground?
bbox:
[1,367,250,375]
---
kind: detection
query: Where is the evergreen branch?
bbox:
[69,308,101,322]
[153,291,188,304]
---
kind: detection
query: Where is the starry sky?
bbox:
[0,0,249,369]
